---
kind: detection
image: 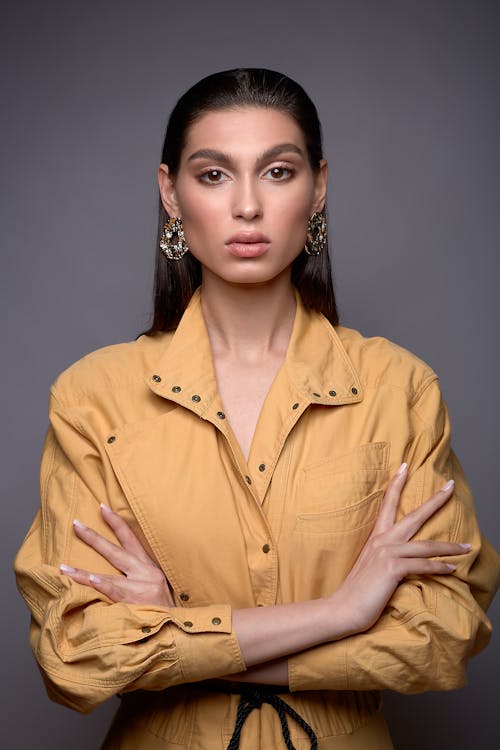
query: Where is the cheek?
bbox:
[177,192,217,226]
[274,190,312,230]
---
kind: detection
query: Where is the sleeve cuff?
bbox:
[166,605,246,683]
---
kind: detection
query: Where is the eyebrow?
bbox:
[186,142,305,167]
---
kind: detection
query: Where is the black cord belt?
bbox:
[196,681,318,750]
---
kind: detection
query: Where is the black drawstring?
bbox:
[225,685,318,750]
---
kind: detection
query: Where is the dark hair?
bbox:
[143,68,339,334]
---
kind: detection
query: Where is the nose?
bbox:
[232,176,263,221]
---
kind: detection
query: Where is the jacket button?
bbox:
[244,475,252,484]
[180,592,189,602]
[351,387,358,395]
[183,620,193,628]
[152,374,161,383]
[258,463,266,472]
[217,411,226,419]
[329,390,336,397]
[141,626,151,634]
[292,403,299,410]
[192,394,201,402]
[172,385,182,393]
[212,617,222,625]
[262,544,271,553]
[107,435,116,444]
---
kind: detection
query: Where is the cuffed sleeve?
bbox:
[14,388,245,713]
[289,376,500,694]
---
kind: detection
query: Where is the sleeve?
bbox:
[288,376,500,694]
[14,388,245,713]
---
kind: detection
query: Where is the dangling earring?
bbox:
[159,217,189,260]
[304,209,327,256]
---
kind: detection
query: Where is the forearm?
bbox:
[232,594,351,667]
[222,658,289,686]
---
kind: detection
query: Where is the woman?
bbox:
[15,69,500,749]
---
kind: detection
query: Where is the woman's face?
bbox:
[158,107,327,286]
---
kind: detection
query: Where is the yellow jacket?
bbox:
[15,287,499,749]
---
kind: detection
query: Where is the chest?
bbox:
[213,356,284,463]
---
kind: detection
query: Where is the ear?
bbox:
[158,164,180,217]
[311,159,328,213]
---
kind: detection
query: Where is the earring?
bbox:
[159,217,189,260]
[304,210,327,256]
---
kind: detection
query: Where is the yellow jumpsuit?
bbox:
[15,287,500,749]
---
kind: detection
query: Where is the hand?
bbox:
[60,503,174,607]
[332,463,471,635]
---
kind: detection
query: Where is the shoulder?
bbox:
[334,324,438,404]
[50,332,174,407]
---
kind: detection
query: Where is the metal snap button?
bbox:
[262,544,271,554]
[351,387,358,395]
[152,374,161,383]
[329,390,336,397]
[216,411,226,419]
[183,621,193,628]
[141,626,151,634]
[192,394,201,402]
[212,617,222,626]
[180,593,189,602]
[258,463,266,472]
[172,385,181,393]
[107,436,116,444]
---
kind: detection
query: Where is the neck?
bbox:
[200,269,297,364]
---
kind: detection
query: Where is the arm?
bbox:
[14,391,246,713]
[287,377,500,693]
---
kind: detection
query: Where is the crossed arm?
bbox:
[61,466,467,685]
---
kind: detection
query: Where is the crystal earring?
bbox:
[304,210,327,256]
[159,217,189,260]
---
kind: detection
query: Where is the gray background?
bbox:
[2,0,499,747]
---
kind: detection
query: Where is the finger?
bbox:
[100,504,155,565]
[59,563,105,586]
[390,479,455,542]
[387,540,471,559]
[60,563,174,606]
[60,564,132,600]
[399,557,459,577]
[72,519,140,575]
[87,571,169,606]
[372,463,408,533]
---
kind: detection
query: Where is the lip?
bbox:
[226,231,271,244]
[225,231,271,258]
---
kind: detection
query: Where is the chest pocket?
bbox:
[295,441,390,534]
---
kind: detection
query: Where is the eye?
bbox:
[265,166,294,181]
[199,169,228,184]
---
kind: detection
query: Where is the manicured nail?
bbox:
[73,519,86,529]
[459,543,472,550]
[441,479,454,491]
[60,564,76,574]
[446,564,457,571]
[100,502,112,513]
[397,462,407,476]
[89,574,101,584]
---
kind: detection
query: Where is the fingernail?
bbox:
[459,543,472,550]
[441,479,454,491]
[73,519,86,529]
[60,564,76,574]
[100,502,112,513]
[89,574,101,584]
[446,563,457,571]
[397,462,407,476]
